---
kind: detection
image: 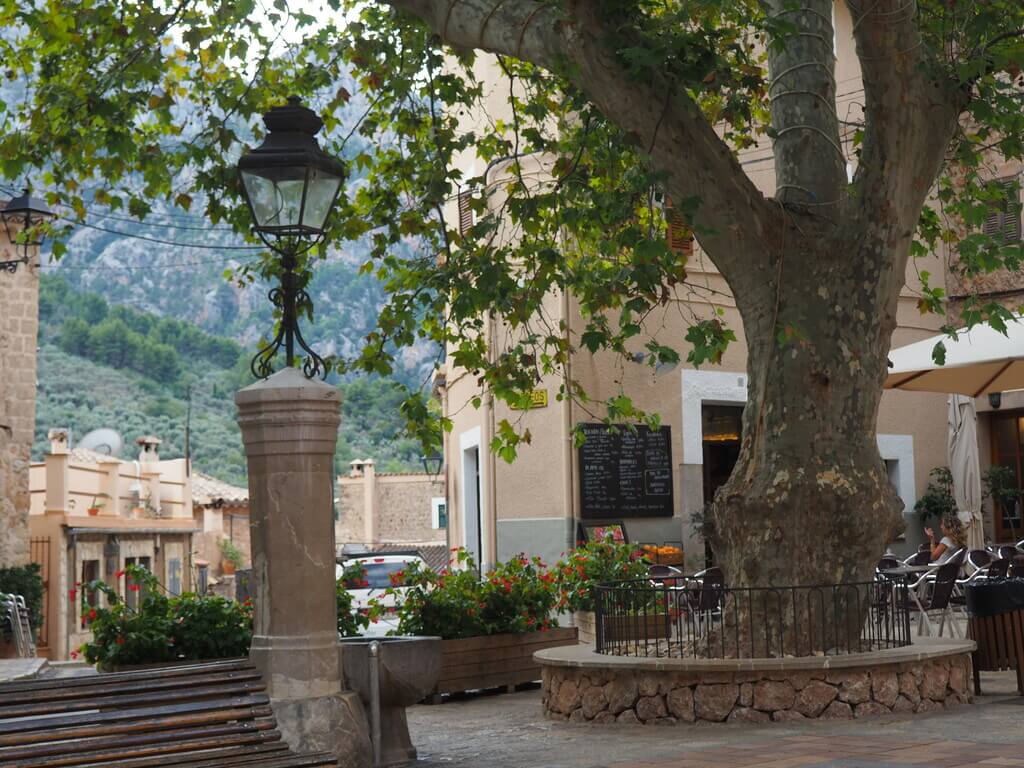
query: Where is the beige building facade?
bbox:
[0,218,41,568]
[439,5,967,571]
[192,470,251,589]
[335,459,446,552]
[28,432,197,659]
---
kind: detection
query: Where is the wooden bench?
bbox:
[0,658,336,767]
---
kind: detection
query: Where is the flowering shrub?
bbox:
[554,538,650,612]
[336,566,378,637]
[385,549,557,639]
[78,566,252,668]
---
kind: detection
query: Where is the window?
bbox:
[431,497,447,529]
[124,556,151,610]
[665,197,695,257]
[983,178,1021,244]
[81,559,100,629]
[167,558,182,596]
[457,190,474,236]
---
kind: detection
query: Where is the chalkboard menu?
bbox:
[578,423,674,519]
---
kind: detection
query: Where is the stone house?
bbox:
[191,470,250,591]
[335,459,447,559]
[28,431,197,660]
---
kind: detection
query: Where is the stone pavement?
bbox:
[0,657,46,682]
[406,672,1024,768]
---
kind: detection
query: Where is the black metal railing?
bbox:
[593,577,912,659]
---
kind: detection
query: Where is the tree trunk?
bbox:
[711,224,905,593]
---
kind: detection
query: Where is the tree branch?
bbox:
[382,0,780,295]
[849,0,961,229]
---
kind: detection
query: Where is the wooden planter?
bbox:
[432,627,577,699]
[575,610,671,645]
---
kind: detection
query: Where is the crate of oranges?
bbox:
[641,543,684,566]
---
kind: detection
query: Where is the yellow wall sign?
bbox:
[511,389,548,410]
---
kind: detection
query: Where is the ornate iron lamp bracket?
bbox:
[249,240,328,380]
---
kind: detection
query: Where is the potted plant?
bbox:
[219,538,243,575]
[87,493,110,516]
[380,549,576,697]
[554,538,653,643]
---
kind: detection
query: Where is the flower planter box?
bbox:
[431,627,577,699]
[574,610,671,644]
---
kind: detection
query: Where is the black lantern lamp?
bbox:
[1,188,55,273]
[421,452,444,479]
[237,97,346,379]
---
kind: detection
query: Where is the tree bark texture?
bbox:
[382,1,965,594]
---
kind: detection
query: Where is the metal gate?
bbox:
[29,537,49,649]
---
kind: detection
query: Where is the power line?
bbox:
[39,253,260,272]
[56,215,264,250]
[58,205,239,233]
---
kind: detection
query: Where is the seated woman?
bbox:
[924,515,966,563]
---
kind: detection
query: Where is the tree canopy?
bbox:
[4,0,1024,461]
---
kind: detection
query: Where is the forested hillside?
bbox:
[35,277,424,485]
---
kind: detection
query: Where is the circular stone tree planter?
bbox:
[535,638,974,725]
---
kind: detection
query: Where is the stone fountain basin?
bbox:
[338,636,441,706]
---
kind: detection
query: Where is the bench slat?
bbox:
[78,743,291,768]
[0,669,263,707]
[3,727,283,768]
[0,720,278,762]
[0,681,267,719]
[0,695,270,736]
[0,659,252,694]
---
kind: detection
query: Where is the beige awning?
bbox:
[886,319,1024,396]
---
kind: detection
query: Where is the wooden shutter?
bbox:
[457,190,474,236]
[983,178,1021,243]
[665,197,694,256]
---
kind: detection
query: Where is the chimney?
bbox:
[48,428,69,455]
[349,459,364,478]
[136,435,162,463]
[361,459,377,544]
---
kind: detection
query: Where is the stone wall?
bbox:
[541,653,973,725]
[336,466,445,548]
[0,255,39,567]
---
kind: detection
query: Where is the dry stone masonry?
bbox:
[0,252,39,567]
[542,651,973,725]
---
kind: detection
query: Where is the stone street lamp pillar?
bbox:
[236,367,370,766]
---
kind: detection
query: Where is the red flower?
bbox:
[69,650,79,660]
[115,637,125,645]
[68,588,77,601]
[114,570,125,579]
[87,608,97,621]
[128,584,140,592]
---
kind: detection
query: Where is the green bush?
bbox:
[77,566,252,668]
[384,549,558,639]
[0,563,44,634]
[914,467,956,523]
[553,538,651,613]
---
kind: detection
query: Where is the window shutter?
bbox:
[983,178,1021,243]
[665,197,694,256]
[457,190,474,236]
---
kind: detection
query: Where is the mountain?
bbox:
[45,219,436,388]
[34,276,426,485]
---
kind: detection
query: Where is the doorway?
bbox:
[462,445,483,568]
[989,410,1024,543]
[701,405,744,567]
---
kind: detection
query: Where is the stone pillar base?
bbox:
[272,690,373,768]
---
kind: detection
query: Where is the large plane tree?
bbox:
[4,0,1024,594]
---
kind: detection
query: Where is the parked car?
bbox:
[337,553,424,635]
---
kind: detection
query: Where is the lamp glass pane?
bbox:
[301,170,342,231]
[241,167,307,229]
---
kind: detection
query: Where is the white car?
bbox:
[337,553,424,635]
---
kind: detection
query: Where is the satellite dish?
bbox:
[77,428,124,457]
